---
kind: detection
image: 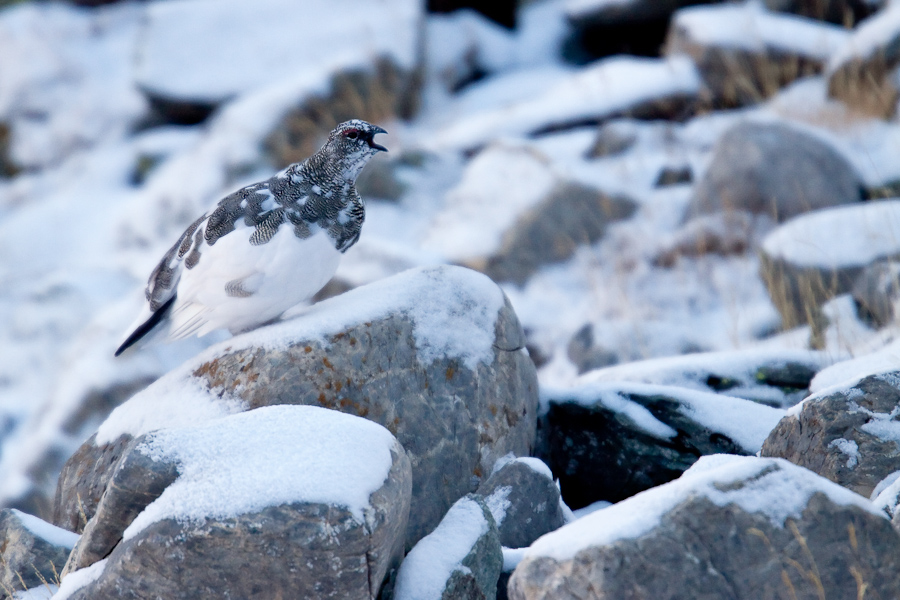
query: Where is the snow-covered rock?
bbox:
[762,370,900,498]
[54,266,538,549]
[827,2,900,118]
[686,121,862,223]
[667,3,849,107]
[393,494,502,600]
[430,55,700,151]
[508,455,900,600]
[580,348,834,408]
[0,509,78,597]
[477,455,566,549]
[536,381,786,508]
[760,199,900,329]
[421,144,636,285]
[58,405,411,600]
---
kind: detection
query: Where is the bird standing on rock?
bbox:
[115,119,387,356]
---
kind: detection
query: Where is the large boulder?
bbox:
[0,508,78,597]
[759,199,900,330]
[580,348,834,408]
[508,455,900,599]
[135,0,420,130]
[685,121,862,223]
[761,370,900,498]
[393,494,503,600]
[667,4,848,107]
[536,381,785,508]
[54,266,538,549]
[827,4,900,118]
[57,405,411,600]
[422,144,636,285]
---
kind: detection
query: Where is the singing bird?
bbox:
[115,119,387,356]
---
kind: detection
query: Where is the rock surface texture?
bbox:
[54,266,538,550]
[508,456,900,600]
[762,370,900,498]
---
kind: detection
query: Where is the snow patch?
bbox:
[828,438,860,469]
[52,558,107,600]
[393,496,490,600]
[10,509,79,550]
[124,405,397,537]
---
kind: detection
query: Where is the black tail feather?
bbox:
[114,296,176,357]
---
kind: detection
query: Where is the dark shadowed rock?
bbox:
[759,200,900,329]
[761,371,900,498]
[852,259,900,328]
[62,406,411,600]
[667,4,848,107]
[54,266,538,550]
[478,457,566,549]
[0,509,78,598]
[394,494,502,600]
[535,382,785,508]
[509,456,900,600]
[686,121,861,222]
[764,0,882,24]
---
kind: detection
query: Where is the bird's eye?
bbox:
[346,130,359,140]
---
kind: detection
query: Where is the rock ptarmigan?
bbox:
[115,119,387,356]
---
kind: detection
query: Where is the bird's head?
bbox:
[323,119,388,182]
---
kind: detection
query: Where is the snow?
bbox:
[828,2,900,72]
[430,55,700,150]
[828,438,860,469]
[525,454,885,561]
[672,3,849,60]
[580,348,833,406]
[872,471,900,515]
[10,509,79,549]
[484,486,513,526]
[136,0,419,102]
[502,546,528,572]
[762,200,900,269]
[393,496,490,600]
[810,339,900,394]
[52,559,107,600]
[544,381,786,453]
[14,587,57,600]
[491,453,554,481]
[124,405,398,536]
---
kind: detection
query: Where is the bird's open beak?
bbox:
[367,126,388,152]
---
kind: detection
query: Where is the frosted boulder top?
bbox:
[762,200,900,270]
[124,405,400,538]
[525,454,884,561]
[136,0,420,102]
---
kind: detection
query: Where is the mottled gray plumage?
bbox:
[117,120,387,356]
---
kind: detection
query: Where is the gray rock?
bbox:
[585,121,638,158]
[535,382,785,508]
[0,509,78,598]
[394,494,502,600]
[479,182,637,285]
[761,371,900,498]
[63,406,412,600]
[62,437,179,576]
[686,121,861,222]
[0,122,18,178]
[654,165,692,187]
[654,211,765,267]
[55,266,538,550]
[478,457,566,549]
[566,324,618,375]
[508,456,900,600]
[828,7,900,118]
[852,259,900,328]
[667,4,847,107]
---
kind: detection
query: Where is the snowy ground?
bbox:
[2,0,900,517]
